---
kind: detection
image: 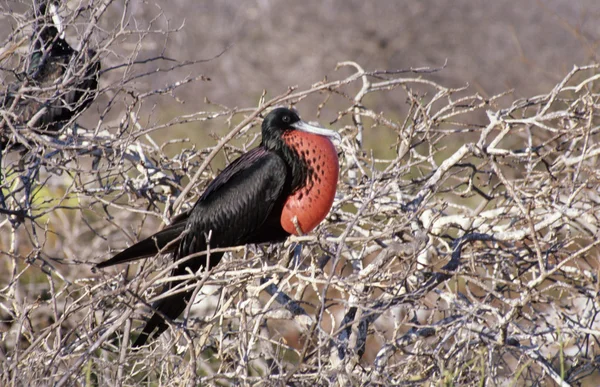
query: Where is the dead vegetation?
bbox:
[1,1,600,386]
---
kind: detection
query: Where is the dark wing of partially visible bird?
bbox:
[0,2,100,149]
[129,148,290,346]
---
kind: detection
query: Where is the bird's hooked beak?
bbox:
[291,120,342,144]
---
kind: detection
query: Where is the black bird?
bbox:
[97,107,341,347]
[0,1,100,150]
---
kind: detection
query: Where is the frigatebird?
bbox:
[97,107,341,347]
[0,1,100,150]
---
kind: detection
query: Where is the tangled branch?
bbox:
[1,1,600,386]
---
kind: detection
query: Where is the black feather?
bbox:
[132,150,290,346]
[95,216,189,269]
[98,108,327,347]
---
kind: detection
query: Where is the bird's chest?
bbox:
[280,131,339,235]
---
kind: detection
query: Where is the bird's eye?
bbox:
[282,115,291,123]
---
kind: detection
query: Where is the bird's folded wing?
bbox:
[178,148,288,256]
[97,147,288,268]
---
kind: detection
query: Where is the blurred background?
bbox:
[101,0,600,155]
[95,0,599,108]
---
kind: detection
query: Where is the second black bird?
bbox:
[0,2,100,150]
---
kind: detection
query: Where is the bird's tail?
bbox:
[132,250,225,347]
[132,291,189,347]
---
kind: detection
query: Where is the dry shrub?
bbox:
[1,1,600,386]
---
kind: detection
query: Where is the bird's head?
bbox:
[261,107,341,150]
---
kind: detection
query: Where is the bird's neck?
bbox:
[261,136,310,193]
[280,143,311,193]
